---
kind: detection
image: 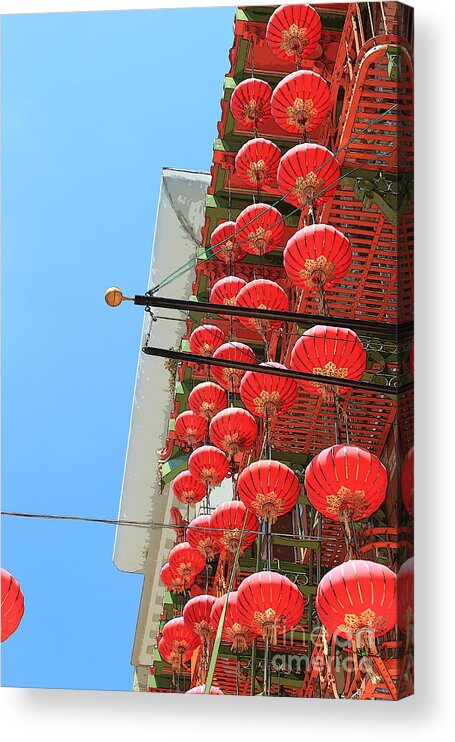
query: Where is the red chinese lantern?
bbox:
[237,460,301,523]
[160,617,200,670]
[210,501,259,554]
[266,4,322,62]
[229,78,272,130]
[236,279,289,336]
[158,637,193,671]
[236,203,284,256]
[240,361,298,419]
[209,407,258,459]
[211,342,257,393]
[172,470,206,506]
[160,562,195,594]
[1,568,24,642]
[210,591,254,653]
[188,445,230,487]
[186,685,224,694]
[235,138,281,190]
[290,325,367,400]
[397,557,414,638]
[187,514,221,562]
[316,560,396,641]
[283,224,351,290]
[160,618,197,649]
[304,444,388,523]
[210,221,246,264]
[189,324,225,357]
[237,571,305,642]
[277,143,340,208]
[210,276,247,320]
[168,541,206,583]
[174,410,207,449]
[401,446,414,517]
[271,70,330,134]
[188,382,227,422]
[183,594,217,645]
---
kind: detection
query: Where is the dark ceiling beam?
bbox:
[142,345,412,396]
[134,294,413,336]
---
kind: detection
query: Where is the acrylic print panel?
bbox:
[2,3,414,700]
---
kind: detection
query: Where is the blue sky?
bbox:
[1,7,234,690]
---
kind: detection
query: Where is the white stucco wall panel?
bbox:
[113,168,210,574]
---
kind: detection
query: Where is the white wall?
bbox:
[113,168,210,574]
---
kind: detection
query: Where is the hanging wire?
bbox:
[1,511,346,542]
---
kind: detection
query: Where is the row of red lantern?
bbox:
[205,10,410,525]
[171,439,400,566]
[210,143,340,262]
[185,359,298,428]
[186,364,298,424]
[158,571,306,669]
[170,458,301,563]
[177,415,403,532]
[168,403,412,656]
[174,410,399,531]
[192,289,367,394]
[230,70,330,136]
[174,324,368,458]
[163,469,305,593]
[211,14,349,327]
[210,573,305,646]
[210,203,283,260]
[174,405,258,456]
[159,555,413,671]
[160,500,260,591]
[211,222,352,297]
[168,448,229,508]
[189,281,289,343]
[173,408,260,503]
[235,140,339,208]
[163,413,409,670]
[186,319,367,399]
[174,380,302,518]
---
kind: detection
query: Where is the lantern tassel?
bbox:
[361,656,381,686]
[231,634,248,654]
[341,510,358,560]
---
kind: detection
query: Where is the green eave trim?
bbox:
[235,5,346,31]
[271,535,319,551]
[161,454,188,485]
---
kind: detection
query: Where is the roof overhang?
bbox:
[113,168,210,574]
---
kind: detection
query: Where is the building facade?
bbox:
[115,3,413,699]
